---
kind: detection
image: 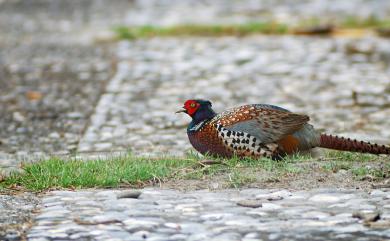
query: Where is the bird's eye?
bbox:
[190,103,196,108]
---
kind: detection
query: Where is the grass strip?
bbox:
[0,156,194,191]
[114,22,289,39]
[0,151,387,191]
[113,17,390,40]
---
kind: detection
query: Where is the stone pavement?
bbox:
[1,1,390,240]
[28,188,390,241]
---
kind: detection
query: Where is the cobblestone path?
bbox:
[28,188,390,241]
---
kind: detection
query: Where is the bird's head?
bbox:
[176,99,216,121]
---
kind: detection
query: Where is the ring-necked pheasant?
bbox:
[176,99,390,159]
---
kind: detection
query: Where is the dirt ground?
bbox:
[161,159,390,191]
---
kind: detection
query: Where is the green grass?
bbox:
[341,16,390,29]
[297,16,390,29]
[114,22,289,40]
[320,151,378,173]
[321,161,353,173]
[113,17,390,40]
[0,153,302,191]
[351,163,390,180]
[0,151,388,191]
[180,153,307,181]
[0,156,195,191]
[323,151,379,161]
[319,151,389,180]
[228,170,257,188]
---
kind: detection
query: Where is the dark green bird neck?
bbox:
[187,107,217,132]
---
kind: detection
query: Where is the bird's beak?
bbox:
[175,107,187,114]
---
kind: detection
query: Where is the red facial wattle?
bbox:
[184,100,200,116]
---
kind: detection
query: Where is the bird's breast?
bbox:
[187,124,232,157]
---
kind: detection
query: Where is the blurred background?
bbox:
[1,0,390,169]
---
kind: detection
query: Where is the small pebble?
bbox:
[237,200,263,208]
[117,190,142,199]
[352,211,381,222]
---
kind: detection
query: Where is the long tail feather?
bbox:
[320,134,390,155]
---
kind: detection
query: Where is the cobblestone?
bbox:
[27,188,390,240]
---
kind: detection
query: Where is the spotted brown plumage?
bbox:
[177,99,390,159]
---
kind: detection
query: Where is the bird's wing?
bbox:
[214,104,310,143]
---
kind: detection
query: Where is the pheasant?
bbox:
[176,99,390,159]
